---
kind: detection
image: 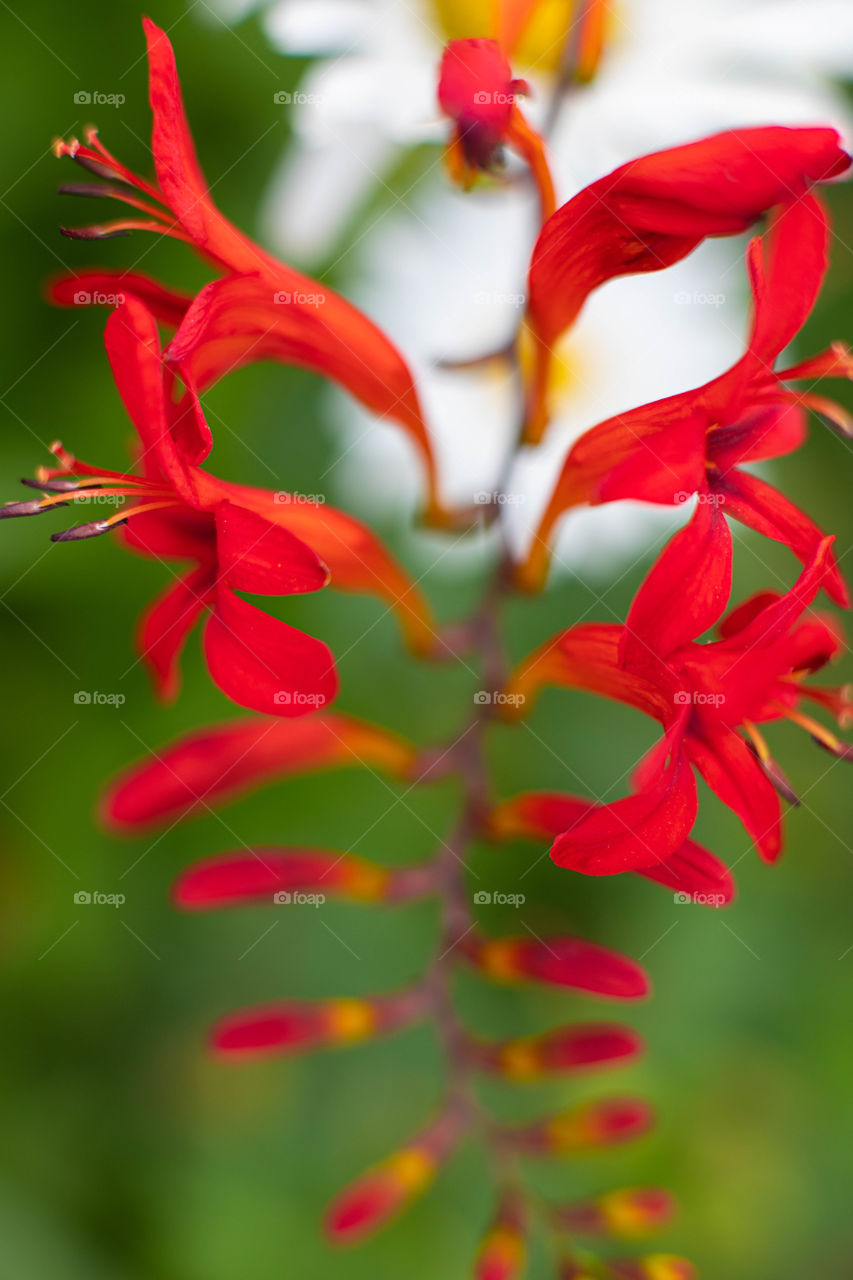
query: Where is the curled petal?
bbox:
[102,713,416,832]
[464,935,649,1000]
[165,274,446,524]
[47,268,192,326]
[524,126,848,439]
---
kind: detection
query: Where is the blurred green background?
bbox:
[1,3,852,1278]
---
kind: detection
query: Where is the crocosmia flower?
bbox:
[523,125,850,440]
[1,298,435,713]
[522,195,852,602]
[438,37,555,220]
[52,18,447,523]
[505,507,851,873]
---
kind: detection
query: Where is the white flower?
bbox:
[219,0,853,576]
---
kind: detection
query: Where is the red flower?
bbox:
[1,298,436,713]
[489,791,735,905]
[524,125,850,441]
[522,196,851,603]
[438,38,555,221]
[52,18,446,524]
[505,506,851,873]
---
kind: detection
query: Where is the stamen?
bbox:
[777,706,853,761]
[0,499,62,519]
[743,720,801,806]
[51,499,180,542]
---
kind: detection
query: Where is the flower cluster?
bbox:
[4,10,852,1277]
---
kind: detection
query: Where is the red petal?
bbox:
[165,275,445,523]
[506,623,679,724]
[102,714,415,832]
[717,535,837,652]
[47,269,191,327]
[550,740,698,875]
[103,297,197,502]
[712,470,848,606]
[213,500,329,595]
[136,564,214,701]
[528,126,849,346]
[203,586,337,717]
[198,477,437,655]
[686,727,783,862]
[745,194,829,368]
[621,502,732,675]
[636,839,735,904]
